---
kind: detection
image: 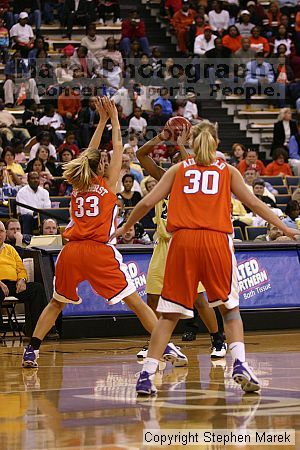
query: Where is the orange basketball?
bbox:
[163,116,192,143]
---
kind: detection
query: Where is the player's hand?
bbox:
[95,96,109,123]
[0,281,9,297]
[158,129,169,141]
[16,279,26,294]
[177,127,191,146]
[102,97,118,123]
[283,227,300,241]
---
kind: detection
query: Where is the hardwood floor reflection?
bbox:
[0,331,299,449]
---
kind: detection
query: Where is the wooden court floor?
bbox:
[0,330,299,450]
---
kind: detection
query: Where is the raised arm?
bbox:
[136,133,166,181]
[113,164,180,239]
[102,98,123,193]
[229,165,300,240]
[88,97,109,150]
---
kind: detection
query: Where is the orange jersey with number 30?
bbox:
[63,176,117,243]
[167,157,233,234]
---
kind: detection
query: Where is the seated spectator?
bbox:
[274,54,294,108]
[182,92,201,124]
[35,146,58,176]
[117,223,149,244]
[129,107,147,140]
[255,222,285,241]
[237,148,265,176]
[57,131,80,158]
[13,1,41,32]
[289,119,300,175]
[81,23,106,62]
[265,147,292,176]
[233,37,256,64]
[39,104,65,145]
[244,166,277,201]
[98,37,123,69]
[55,57,74,85]
[205,36,231,86]
[118,174,142,207]
[253,179,277,208]
[266,1,282,33]
[0,99,30,145]
[77,97,101,148]
[111,79,142,118]
[244,51,275,104]
[236,10,255,38]
[208,1,230,36]
[25,157,53,187]
[0,220,47,336]
[62,0,95,39]
[229,143,246,167]
[29,131,56,161]
[22,99,40,137]
[2,147,24,185]
[57,84,81,130]
[127,39,142,62]
[16,171,51,234]
[249,26,270,56]
[246,0,267,27]
[272,24,293,55]
[292,184,300,204]
[0,167,19,217]
[222,26,242,53]
[271,107,297,153]
[98,0,121,24]
[282,200,300,229]
[99,57,123,96]
[4,218,31,247]
[123,144,143,177]
[28,36,49,64]
[148,103,169,129]
[154,87,173,117]
[0,17,9,64]
[120,10,151,57]
[119,153,143,184]
[13,140,26,163]
[164,0,183,18]
[171,1,196,55]
[42,218,58,235]
[9,12,34,58]
[193,26,215,56]
[70,45,100,79]
[187,15,206,54]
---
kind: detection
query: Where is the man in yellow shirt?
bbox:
[0,221,47,336]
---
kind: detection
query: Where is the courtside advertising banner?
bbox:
[62,248,300,316]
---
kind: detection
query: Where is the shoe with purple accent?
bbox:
[163,342,188,367]
[22,345,39,368]
[136,371,157,395]
[232,359,260,392]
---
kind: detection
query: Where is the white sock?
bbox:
[143,357,159,374]
[229,342,245,363]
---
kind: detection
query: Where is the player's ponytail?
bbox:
[191,121,218,166]
[63,147,101,192]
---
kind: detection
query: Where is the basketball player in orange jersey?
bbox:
[115,120,300,394]
[136,130,227,360]
[22,97,187,368]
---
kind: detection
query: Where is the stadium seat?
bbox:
[275,194,291,205]
[245,226,268,240]
[285,176,299,188]
[8,197,17,217]
[277,204,287,213]
[50,196,71,208]
[261,176,284,186]
[38,208,70,226]
[233,227,244,240]
[145,229,156,241]
[273,186,288,194]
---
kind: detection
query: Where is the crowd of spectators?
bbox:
[0,0,298,247]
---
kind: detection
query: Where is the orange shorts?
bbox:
[158,229,239,318]
[53,240,136,305]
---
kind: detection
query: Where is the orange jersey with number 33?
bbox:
[167,157,233,234]
[63,176,118,243]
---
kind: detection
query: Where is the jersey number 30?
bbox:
[184,170,220,195]
[74,195,100,218]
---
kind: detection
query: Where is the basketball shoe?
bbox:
[137,342,188,367]
[22,345,39,368]
[136,371,157,395]
[232,359,260,392]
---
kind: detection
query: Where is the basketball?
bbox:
[163,116,192,143]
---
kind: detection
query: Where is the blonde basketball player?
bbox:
[115,121,300,394]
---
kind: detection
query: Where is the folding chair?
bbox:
[233,227,244,240]
[261,176,284,186]
[245,226,268,240]
[1,297,23,340]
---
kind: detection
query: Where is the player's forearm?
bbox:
[177,144,189,159]
[88,120,107,150]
